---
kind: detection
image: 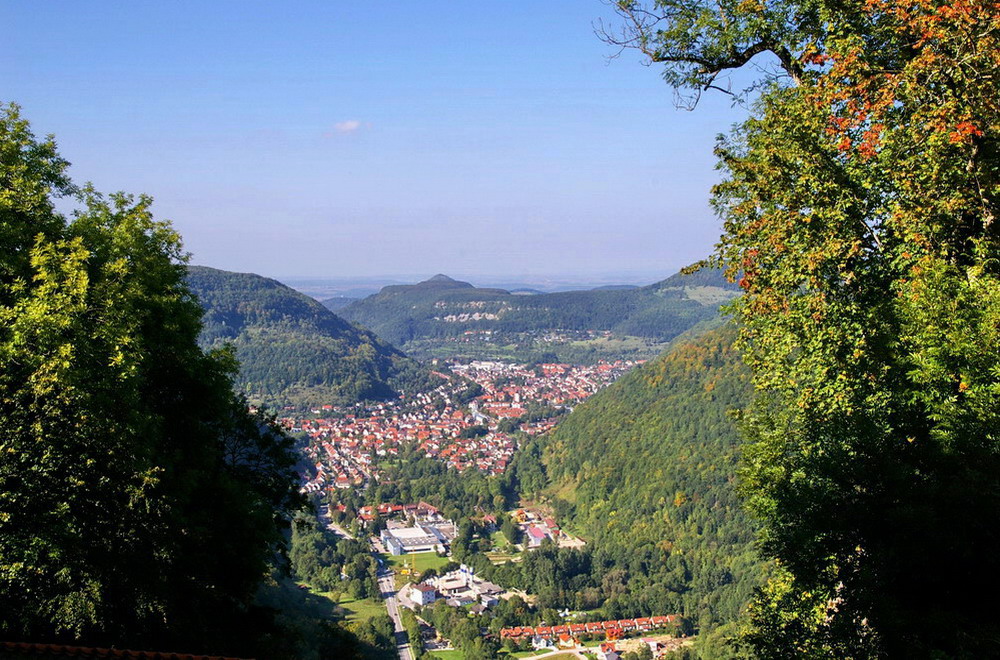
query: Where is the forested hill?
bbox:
[509,324,761,644]
[187,266,435,410]
[335,268,739,348]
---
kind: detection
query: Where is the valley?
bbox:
[7,2,994,657]
[181,263,752,659]
[175,261,760,659]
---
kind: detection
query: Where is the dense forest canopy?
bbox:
[187,266,437,411]
[608,0,1000,656]
[0,104,304,656]
[505,326,759,647]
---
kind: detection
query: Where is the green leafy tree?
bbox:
[605,0,1000,656]
[0,104,302,654]
[501,516,519,545]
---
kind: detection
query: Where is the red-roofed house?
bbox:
[597,642,620,660]
[526,525,549,548]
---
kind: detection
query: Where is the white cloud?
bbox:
[332,120,362,134]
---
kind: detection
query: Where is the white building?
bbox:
[381,525,441,555]
[408,582,439,606]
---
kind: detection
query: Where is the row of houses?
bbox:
[359,501,443,522]
[500,615,679,641]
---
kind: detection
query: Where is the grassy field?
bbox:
[382,551,452,587]
[485,553,523,565]
[484,530,523,564]
[682,285,739,306]
[382,550,452,574]
[490,530,514,551]
[335,595,386,624]
[429,650,465,660]
[568,334,661,351]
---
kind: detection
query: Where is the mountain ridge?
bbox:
[334,267,740,358]
[186,266,434,411]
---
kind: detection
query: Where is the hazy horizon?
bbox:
[265,268,686,300]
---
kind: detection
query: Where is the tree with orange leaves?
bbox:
[606,0,998,656]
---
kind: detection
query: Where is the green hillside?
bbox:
[335,270,739,362]
[504,324,761,643]
[187,266,434,410]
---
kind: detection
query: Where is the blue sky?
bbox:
[3,2,748,282]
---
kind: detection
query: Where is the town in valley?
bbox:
[290,356,694,658]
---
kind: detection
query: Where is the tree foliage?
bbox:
[607,0,1000,656]
[513,327,760,635]
[0,104,302,654]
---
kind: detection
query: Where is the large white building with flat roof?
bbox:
[380,525,441,555]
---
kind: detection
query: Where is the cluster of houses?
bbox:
[359,500,442,523]
[291,381,516,492]
[292,359,639,495]
[500,615,680,645]
[401,564,508,613]
[511,508,565,549]
[450,359,639,420]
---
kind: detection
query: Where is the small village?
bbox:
[292,359,639,492]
